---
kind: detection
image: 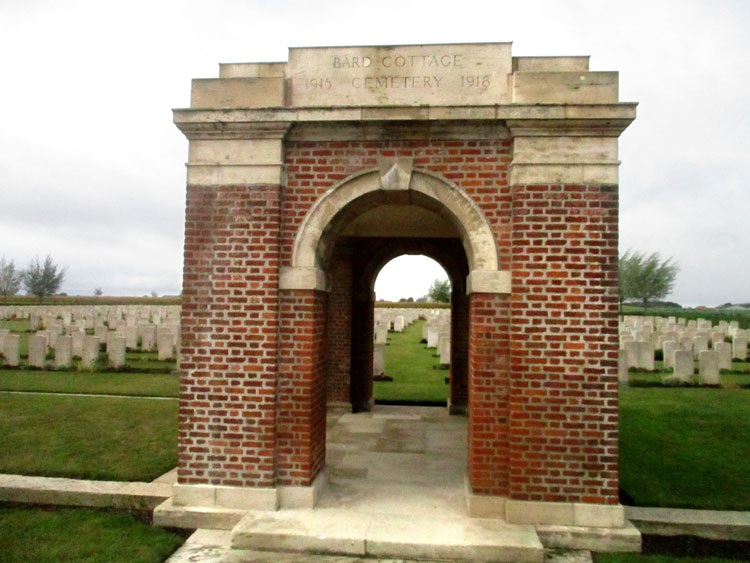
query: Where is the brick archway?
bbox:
[172,43,632,530]
[325,237,470,414]
[280,166,510,295]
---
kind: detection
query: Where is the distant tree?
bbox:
[619,250,679,313]
[427,278,451,303]
[0,257,24,302]
[23,255,66,303]
[94,287,103,296]
[150,290,159,298]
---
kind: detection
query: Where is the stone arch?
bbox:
[343,238,471,413]
[281,163,510,294]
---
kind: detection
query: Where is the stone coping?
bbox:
[174,103,637,139]
[0,473,172,511]
[625,506,750,541]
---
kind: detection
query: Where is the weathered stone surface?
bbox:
[54,335,73,368]
[698,350,720,385]
[81,336,100,368]
[107,336,126,368]
[2,334,20,367]
[288,43,513,107]
[28,335,47,368]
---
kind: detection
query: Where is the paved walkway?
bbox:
[1,404,748,560]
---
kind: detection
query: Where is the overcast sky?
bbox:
[1,0,748,306]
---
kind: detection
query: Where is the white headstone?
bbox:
[108,336,126,369]
[623,340,639,369]
[81,336,100,368]
[3,334,20,367]
[672,350,694,383]
[54,336,73,368]
[733,336,748,360]
[373,342,385,377]
[637,341,654,370]
[28,335,47,368]
[714,342,732,371]
[662,340,678,369]
[618,351,629,385]
[698,350,720,385]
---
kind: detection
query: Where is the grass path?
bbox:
[374,319,449,403]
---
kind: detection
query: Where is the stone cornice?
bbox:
[173,103,636,140]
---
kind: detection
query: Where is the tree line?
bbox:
[0,255,66,303]
[399,250,679,312]
[619,250,678,313]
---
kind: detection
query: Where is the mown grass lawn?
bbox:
[0,393,177,481]
[374,319,449,403]
[0,371,178,397]
[594,553,745,563]
[619,388,750,511]
[0,505,185,563]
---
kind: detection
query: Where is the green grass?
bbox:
[619,388,750,510]
[595,554,745,563]
[0,393,177,481]
[0,295,181,306]
[0,506,184,563]
[0,371,178,397]
[374,319,449,402]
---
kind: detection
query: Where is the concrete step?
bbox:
[231,508,544,563]
[153,498,246,531]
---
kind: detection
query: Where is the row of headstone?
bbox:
[619,315,748,385]
[423,310,451,366]
[1,305,180,331]
[371,308,451,376]
[1,304,180,367]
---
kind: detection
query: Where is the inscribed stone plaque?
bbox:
[288,43,511,107]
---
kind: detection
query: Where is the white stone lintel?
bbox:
[510,162,619,185]
[186,163,285,186]
[466,270,511,295]
[279,267,329,292]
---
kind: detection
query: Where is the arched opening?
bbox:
[277,164,509,503]
[372,255,452,407]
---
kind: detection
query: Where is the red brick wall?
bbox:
[508,184,619,504]
[179,138,620,505]
[468,292,511,495]
[277,289,328,486]
[282,139,512,268]
[326,248,353,404]
[179,184,281,487]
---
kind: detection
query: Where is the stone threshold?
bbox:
[625,506,750,541]
[0,473,172,511]
[166,529,595,563]
[231,508,545,563]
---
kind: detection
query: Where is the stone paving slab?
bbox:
[626,506,750,541]
[231,509,544,562]
[0,473,171,510]
[168,529,586,563]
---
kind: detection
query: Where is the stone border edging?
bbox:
[0,473,172,511]
[625,506,750,541]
